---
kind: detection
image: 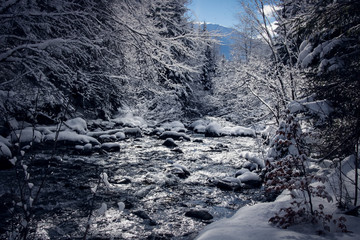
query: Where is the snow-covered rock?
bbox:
[239,151,265,169]
[159,131,190,141]
[99,134,117,142]
[115,131,126,140]
[101,142,120,152]
[44,130,100,146]
[10,127,42,144]
[64,117,88,134]
[235,168,250,177]
[205,122,222,137]
[123,127,142,138]
[111,113,147,128]
[161,121,186,132]
[222,126,256,137]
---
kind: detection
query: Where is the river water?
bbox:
[0,132,266,239]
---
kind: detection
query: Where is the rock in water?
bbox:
[101,143,120,152]
[159,131,190,141]
[185,209,213,221]
[162,138,178,148]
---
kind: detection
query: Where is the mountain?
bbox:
[205,23,237,60]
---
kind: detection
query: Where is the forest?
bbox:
[0,0,359,239]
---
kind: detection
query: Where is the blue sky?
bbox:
[187,0,241,28]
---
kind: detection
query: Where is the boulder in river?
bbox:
[162,138,178,148]
[101,143,120,152]
[185,209,213,221]
[159,131,190,141]
[237,172,262,189]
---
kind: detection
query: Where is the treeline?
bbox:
[0,0,216,126]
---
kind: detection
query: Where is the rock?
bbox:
[237,172,262,188]
[185,209,213,221]
[124,127,142,138]
[242,161,257,171]
[44,131,100,147]
[171,148,183,154]
[159,131,190,141]
[235,168,250,178]
[162,138,178,148]
[193,139,203,143]
[171,163,190,179]
[99,134,116,142]
[194,125,206,133]
[205,122,222,137]
[161,121,185,132]
[64,117,88,134]
[133,210,157,225]
[36,112,56,125]
[101,143,120,152]
[10,127,42,145]
[115,131,126,140]
[216,177,241,191]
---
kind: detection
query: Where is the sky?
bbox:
[187,0,241,28]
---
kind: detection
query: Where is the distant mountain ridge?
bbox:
[195,23,238,60]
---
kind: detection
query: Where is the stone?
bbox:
[159,131,190,141]
[162,138,178,148]
[101,143,120,152]
[185,209,213,221]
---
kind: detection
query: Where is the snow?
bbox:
[205,122,223,137]
[161,121,186,132]
[44,130,100,145]
[196,190,360,240]
[87,129,124,138]
[239,151,265,168]
[64,117,88,134]
[237,172,261,182]
[111,113,147,128]
[11,127,42,144]
[288,99,333,121]
[222,126,256,137]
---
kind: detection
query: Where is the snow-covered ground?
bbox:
[196,191,359,240]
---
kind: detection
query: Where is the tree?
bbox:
[276,0,360,208]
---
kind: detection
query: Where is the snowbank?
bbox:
[196,191,359,240]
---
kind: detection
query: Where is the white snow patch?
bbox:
[64,117,88,134]
[44,130,100,145]
[239,151,265,168]
[11,127,42,144]
[111,113,147,128]
[237,172,261,182]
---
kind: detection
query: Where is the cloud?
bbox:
[262,4,281,17]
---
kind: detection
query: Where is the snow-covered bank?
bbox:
[196,191,359,240]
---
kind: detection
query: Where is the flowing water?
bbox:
[0,133,266,239]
